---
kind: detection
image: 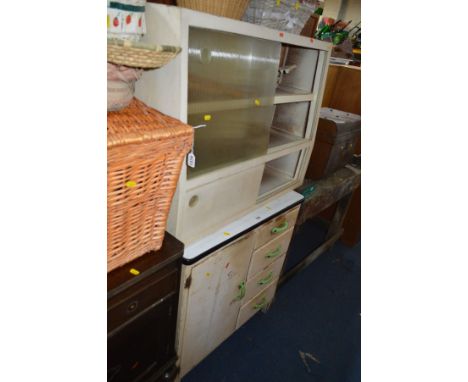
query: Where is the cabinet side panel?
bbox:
[135,4,184,120]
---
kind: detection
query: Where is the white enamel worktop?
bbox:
[183,191,303,262]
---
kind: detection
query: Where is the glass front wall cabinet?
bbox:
[187,27,281,178]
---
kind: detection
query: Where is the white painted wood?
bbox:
[178,201,302,377]
[136,3,331,244]
[298,49,331,182]
[135,5,182,119]
[254,205,300,249]
[259,150,306,199]
[274,87,315,104]
[259,165,296,198]
[280,46,319,93]
[257,178,304,204]
[187,140,311,191]
[174,264,192,377]
[268,129,304,149]
[236,280,278,329]
[181,165,264,244]
[183,191,303,261]
[248,228,294,279]
[272,101,311,138]
[179,232,255,377]
[244,255,286,301]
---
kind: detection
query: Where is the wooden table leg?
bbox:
[325,193,353,240]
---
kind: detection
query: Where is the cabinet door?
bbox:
[182,165,264,244]
[187,27,280,178]
[180,232,255,375]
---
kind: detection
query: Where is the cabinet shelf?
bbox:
[274,86,314,104]
[268,129,309,154]
[259,166,295,198]
[269,128,302,148]
[259,150,303,199]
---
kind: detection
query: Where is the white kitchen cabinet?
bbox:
[135,4,331,245]
[175,192,302,378]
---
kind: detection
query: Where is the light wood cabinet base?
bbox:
[176,204,300,378]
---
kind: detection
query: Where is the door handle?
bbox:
[258,272,273,286]
[266,246,282,259]
[236,281,246,300]
[253,297,268,310]
[271,221,288,234]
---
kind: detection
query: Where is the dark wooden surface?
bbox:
[321,64,361,116]
[296,166,361,228]
[306,102,360,181]
[108,232,183,295]
[341,185,361,246]
[280,166,360,283]
[107,233,183,382]
[321,64,361,246]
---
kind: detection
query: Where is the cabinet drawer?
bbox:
[248,227,293,279]
[108,264,179,333]
[244,255,285,302]
[236,281,278,329]
[254,205,300,249]
[108,294,178,382]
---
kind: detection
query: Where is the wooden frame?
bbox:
[135,4,332,245]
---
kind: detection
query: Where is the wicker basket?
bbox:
[107,39,181,69]
[177,0,249,20]
[107,98,193,272]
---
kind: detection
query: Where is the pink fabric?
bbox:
[107,63,143,82]
[107,63,143,111]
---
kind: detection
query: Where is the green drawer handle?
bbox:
[236,281,246,300]
[253,297,268,310]
[266,246,282,259]
[258,272,273,286]
[271,221,289,234]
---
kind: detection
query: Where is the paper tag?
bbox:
[187,152,196,168]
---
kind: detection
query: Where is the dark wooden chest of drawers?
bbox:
[108,233,183,382]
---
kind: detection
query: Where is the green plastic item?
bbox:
[314,7,323,15]
[266,246,282,259]
[253,297,268,310]
[236,281,246,300]
[271,221,289,234]
[258,272,274,286]
[300,184,316,198]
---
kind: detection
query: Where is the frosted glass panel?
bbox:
[187,27,281,178]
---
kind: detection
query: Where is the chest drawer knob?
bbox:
[253,297,268,310]
[266,246,282,259]
[271,221,289,234]
[126,300,139,313]
[236,281,246,300]
[258,272,274,286]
